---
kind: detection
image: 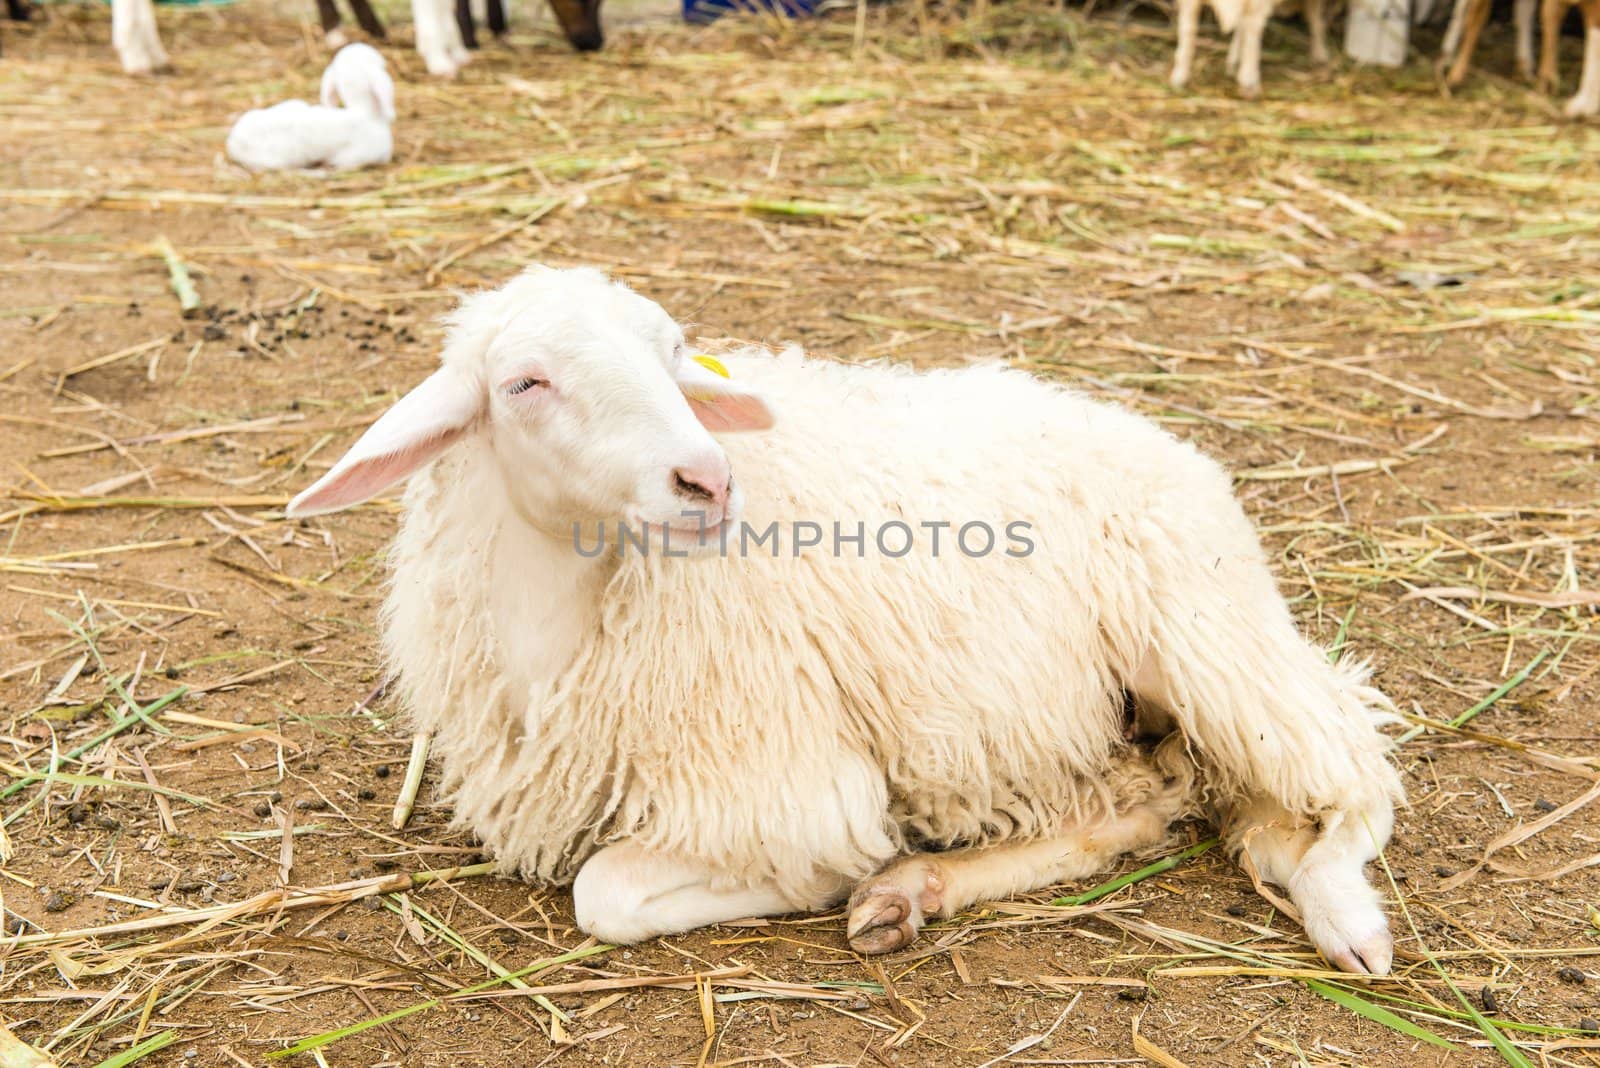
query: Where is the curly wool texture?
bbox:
[383,338,1402,909]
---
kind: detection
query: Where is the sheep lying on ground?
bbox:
[288,266,1404,974]
[226,43,394,172]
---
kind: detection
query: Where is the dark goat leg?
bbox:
[346,0,387,38]
[455,0,481,49]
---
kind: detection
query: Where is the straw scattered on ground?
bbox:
[3,1,1600,1065]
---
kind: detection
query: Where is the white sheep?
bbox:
[226,44,394,172]
[287,266,1404,975]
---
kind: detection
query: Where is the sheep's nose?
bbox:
[672,459,730,509]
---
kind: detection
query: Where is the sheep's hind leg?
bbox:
[572,843,810,945]
[1129,522,1402,973]
[848,741,1197,954]
[1224,794,1394,974]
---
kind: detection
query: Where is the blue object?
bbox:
[682,0,816,25]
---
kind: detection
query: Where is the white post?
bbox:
[1344,0,1410,66]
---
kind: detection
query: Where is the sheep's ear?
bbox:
[287,367,481,518]
[676,357,774,432]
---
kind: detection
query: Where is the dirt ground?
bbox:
[3,1,1600,1065]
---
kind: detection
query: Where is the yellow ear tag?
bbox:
[691,354,730,379]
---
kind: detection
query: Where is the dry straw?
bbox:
[2,0,1599,1063]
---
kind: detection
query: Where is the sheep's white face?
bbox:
[481,273,762,542]
[285,267,773,549]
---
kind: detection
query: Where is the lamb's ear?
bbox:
[287,367,481,518]
[373,75,397,123]
[318,65,339,109]
[676,357,774,432]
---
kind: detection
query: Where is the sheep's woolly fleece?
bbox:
[383,287,1402,908]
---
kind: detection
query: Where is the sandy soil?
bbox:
[3,1,1600,1065]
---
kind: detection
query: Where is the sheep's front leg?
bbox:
[572,843,802,945]
[111,0,169,75]
[848,752,1196,954]
[1226,795,1394,974]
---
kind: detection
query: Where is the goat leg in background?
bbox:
[1437,0,1470,70]
[547,0,604,51]
[1515,0,1537,77]
[111,0,171,74]
[315,0,348,46]
[414,0,471,76]
[455,0,481,49]
[1306,0,1330,63]
[346,0,387,38]
[486,0,508,37]
[1565,0,1600,115]
[1443,0,1493,86]
[5,0,30,22]
[1168,0,1203,88]
[1539,0,1570,91]
[1230,0,1272,98]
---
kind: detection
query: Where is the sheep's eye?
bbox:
[505,377,546,396]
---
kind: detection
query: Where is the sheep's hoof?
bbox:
[846,886,918,954]
[1304,905,1394,975]
[846,861,944,955]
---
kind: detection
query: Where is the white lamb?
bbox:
[225,44,394,173]
[287,266,1405,974]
